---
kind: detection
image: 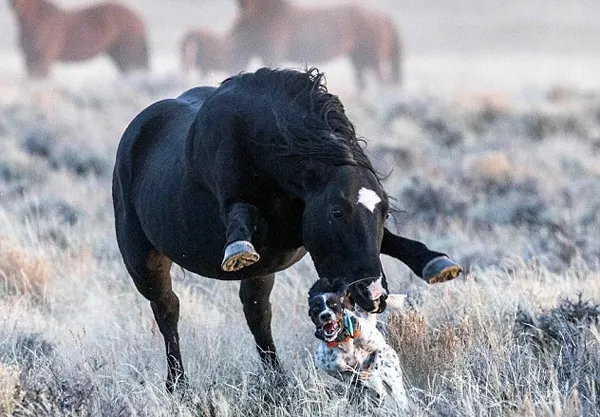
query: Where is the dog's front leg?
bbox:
[357,350,378,383]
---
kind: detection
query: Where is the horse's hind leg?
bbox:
[350,52,369,92]
[108,35,149,74]
[117,220,184,391]
[239,274,282,371]
[144,251,184,391]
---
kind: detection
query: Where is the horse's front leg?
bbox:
[24,32,63,78]
[221,202,261,271]
[380,227,462,283]
[24,48,54,78]
[239,274,282,371]
[188,106,262,272]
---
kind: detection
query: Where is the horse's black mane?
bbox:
[222,67,378,180]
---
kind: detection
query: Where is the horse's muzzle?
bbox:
[348,277,388,313]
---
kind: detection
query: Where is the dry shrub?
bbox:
[0,240,51,299]
[0,363,19,415]
[463,151,512,185]
[457,91,512,114]
[514,296,600,414]
[387,310,471,389]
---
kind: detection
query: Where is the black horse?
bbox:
[112,68,461,390]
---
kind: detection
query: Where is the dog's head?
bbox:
[308,278,353,342]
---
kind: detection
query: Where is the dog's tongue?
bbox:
[323,322,336,333]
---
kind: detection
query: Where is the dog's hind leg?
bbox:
[239,274,282,371]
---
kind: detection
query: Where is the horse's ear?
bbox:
[303,164,321,187]
[295,160,326,194]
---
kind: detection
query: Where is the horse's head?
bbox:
[302,164,389,313]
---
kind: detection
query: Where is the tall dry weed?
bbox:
[0,363,19,416]
[0,239,51,299]
[387,310,472,389]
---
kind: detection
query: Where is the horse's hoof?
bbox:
[221,240,260,271]
[423,256,463,284]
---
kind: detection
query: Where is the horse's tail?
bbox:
[390,26,402,85]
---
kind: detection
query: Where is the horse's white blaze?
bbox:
[357,187,381,212]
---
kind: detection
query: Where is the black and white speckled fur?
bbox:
[308,279,408,411]
[314,310,408,411]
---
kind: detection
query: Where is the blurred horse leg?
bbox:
[108,34,149,74]
[350,51,369,92]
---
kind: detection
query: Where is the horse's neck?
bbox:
[262,160,332,202]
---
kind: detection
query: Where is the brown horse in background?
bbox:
[231,0,402,90]
[180,29,231,76]
[9,0,149,77]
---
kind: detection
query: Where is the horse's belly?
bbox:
[60,33,111,61]
[135,179,306,280]
[288,22,354,62]
[60,15,116,61]
[180,247,307,280]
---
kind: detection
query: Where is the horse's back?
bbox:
[69,2,145,31]
[113,82,306,279]
[115,86,216,184]
[113,85,224,273]
[177,86,217,108]
[62,2,148,66]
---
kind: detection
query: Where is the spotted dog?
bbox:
[308,278,408,411]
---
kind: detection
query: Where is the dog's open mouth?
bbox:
[321,320,340,340]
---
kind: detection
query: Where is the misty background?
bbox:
[0,0,598,93]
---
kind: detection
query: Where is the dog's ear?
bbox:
[340,289,354,310]
[308,277,331,299]
[331,277,347,293]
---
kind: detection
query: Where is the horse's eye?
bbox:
[331,208,343,218]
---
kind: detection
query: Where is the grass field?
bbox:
[1,1,600,416]
[1,76,599,416]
